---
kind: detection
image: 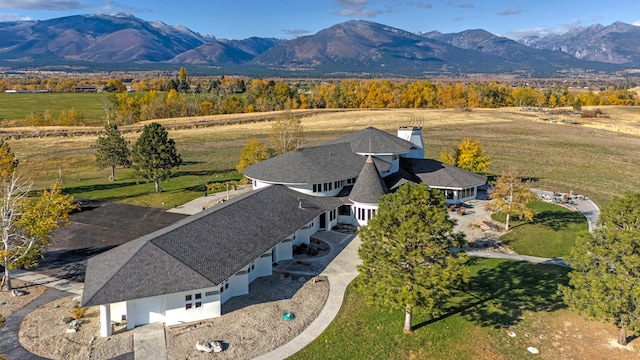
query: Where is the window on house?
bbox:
[195,302,202,308]
[185,295,192,301]
[225,283,229,289]
[195,293,201,300]
[186,303,192,310]
[205,291,217,296]
[338,205,350,216]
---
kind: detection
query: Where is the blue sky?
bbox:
[0,0,639,40]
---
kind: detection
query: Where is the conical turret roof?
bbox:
[349,155,389,204]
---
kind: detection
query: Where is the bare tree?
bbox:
[270,110,304,155]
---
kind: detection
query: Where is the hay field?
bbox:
[5,106,640,206]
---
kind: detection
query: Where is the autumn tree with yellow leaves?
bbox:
[486,168,537,230]
[440,138,491,174]
[236,139,270,173]
[0,140,76,290]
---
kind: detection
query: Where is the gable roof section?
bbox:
[82,185,342,307]
[396,158,487,189]
[243,142,390,184]
[349,155,389,204]
[326,126,416,155]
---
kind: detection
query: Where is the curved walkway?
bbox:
[532,188,600,233]
[0,287,73,360]
[254,235,361,360]
[465,248,569,267]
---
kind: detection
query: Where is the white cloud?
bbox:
[0,12,32,21]
[452,2,474,9]
[0,0,86,11]
[504,27,557,40]
[633,20,640,26]
[335,0,386,18]
[283,28,311,38]
[499,8,521,16]
[559,19,582,30]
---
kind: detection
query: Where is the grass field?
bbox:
[4,106,640,208]
[491,201,588,258]
[292,258,636,360]
[0,92,108,124]
[1,106,638,358]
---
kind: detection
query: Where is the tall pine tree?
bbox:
[357,182,468,333]
[131,122,181,193]
[95,123,131,181]
[560,191,640,345]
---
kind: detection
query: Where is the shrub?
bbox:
[71,305,88,320]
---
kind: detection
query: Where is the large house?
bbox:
[82,126,486,337]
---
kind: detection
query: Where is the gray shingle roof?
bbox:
[243,142,391,184]
[326,126,416,155]
[349,155,388,204]
[243,142,361,184]
[82,185,342,307]
[387,158,487,190]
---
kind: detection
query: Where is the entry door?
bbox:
[320,213,326,229]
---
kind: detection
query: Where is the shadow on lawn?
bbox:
[414,258,570,331]
[530,210,586,231]
[61,181,140,195]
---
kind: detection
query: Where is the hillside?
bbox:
[0,14,635,76]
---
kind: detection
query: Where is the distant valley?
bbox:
[0,13,639,77]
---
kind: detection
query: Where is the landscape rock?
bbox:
[196,340,223,353]
[62,316,74,324]
[11,289,26,297]
[298,277,306,282]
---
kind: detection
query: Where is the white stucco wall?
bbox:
[352,202,379,226]
[109,301,127,323]
[126,296,163,330]
[164,288,221,326]
[252,179,272,190]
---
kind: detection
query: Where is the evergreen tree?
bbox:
[131,123,181,193]
[95,123,131,181]
[357,182,468,333]
[486,168,537,230]
[560,191,640,345]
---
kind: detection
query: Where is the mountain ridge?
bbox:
[0,13,636,76]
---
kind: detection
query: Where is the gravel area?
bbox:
[18,273,328,359]
[0,280,47,322]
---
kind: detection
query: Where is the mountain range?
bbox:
[0,13,638,77]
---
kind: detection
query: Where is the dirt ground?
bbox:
[0,280,47,322]
[18,273,328,359]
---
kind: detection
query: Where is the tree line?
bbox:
[99,79,640,125]
[12,74,640,126]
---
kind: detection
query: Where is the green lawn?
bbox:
[59,168,242,208]
[291,258,570,360]
[491,201,588,258]
[0,92,108,124]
